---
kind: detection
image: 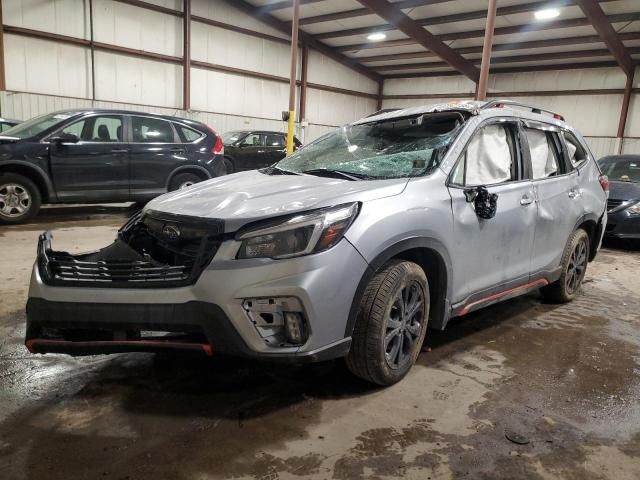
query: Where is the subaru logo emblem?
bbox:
[162,224,181,241]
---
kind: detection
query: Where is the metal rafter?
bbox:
[223,0,381,81]
[575,0,635,75]
[355,0,480,81]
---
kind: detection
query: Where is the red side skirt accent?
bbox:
[459,278,549,316]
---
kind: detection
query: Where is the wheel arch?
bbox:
[0,161,54,203]
[345,237,453,338]
[165,165,211,190]
[573,212,602,262]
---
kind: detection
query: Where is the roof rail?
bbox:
[366,108,401,117]
[481,99,565,121]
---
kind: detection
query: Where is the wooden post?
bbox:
[286,0,300,155]
[183,0,191,111]
[476,0,497,101]
[616,71,635,154]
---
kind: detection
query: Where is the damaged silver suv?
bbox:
[26,101,608,385]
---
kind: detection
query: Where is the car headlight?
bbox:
[236,203,360,259]
[626,202,640,216]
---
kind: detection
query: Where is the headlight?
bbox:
[236,203,360,259]
[626,202,640,216]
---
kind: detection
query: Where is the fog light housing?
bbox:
[284,312,308,345]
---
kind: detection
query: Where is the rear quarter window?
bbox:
[563,131,589,169]
[177,125,204,143]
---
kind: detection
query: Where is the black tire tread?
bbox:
[346,260,429,386]
[541,228,589,303]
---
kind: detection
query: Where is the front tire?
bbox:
[0,173,41,224]
[541,228,590,303]
[346,260,429,386]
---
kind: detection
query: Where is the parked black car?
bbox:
[0,109,226,223]
[221,130,301,172]
[0,118,20,132]
[599,155,640,239]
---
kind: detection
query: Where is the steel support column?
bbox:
[299,43,308,122]
[616,71,635,154]
[377,80,384,111]
[183,0,191,111]
[0,1,6,92]
[286,0,300,156]
[476,0,497,101]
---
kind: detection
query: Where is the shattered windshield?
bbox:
[276,112,465,179]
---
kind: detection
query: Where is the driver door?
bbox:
[235,133,265,171]
[447,120,537,304]
[50,115,128,201]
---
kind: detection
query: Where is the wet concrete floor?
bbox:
[1,206,639,479]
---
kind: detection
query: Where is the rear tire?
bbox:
[224,158,234,174]
[169,172,202,191]
[346,260,429,386]
[541,229,590,303]
[0,173,41,224]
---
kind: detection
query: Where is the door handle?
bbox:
[520,194,534,206]
[170,147,184,152]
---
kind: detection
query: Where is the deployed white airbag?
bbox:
[465,125,511,185]
[527,128,558,178]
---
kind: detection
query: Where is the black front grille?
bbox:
[38,210,225,288]
[607,199,625,211]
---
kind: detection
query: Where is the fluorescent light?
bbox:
[534,8,560,20]
[367,32,387,42]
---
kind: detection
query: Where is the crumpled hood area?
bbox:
[146,170,408,231]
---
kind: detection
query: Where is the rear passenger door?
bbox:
[447,120,537,303]
[234,133,265,171]
[263,133,287,166]
[128,115,183,196]
[522,122,580,275]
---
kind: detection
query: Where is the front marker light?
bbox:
[236,203,360,259]
[626,202,640,216]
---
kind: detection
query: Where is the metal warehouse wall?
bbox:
[0,0,378,142]
[382,67,640,160]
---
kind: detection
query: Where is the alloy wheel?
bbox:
[0,183,31,218]
[566,238,587,294]
[385,281,425,369]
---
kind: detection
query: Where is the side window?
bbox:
[0,123,12,132]
[132,117,175,143]
[452,124,515,186]
[265,134,285,147]
[178,125,203,143]
[524,127,560,179]
[563,131,588,169]
[61,119,86,138]
[90,116,123,142]
[240,133,264,147]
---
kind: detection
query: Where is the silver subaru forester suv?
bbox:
[26,101,608,385]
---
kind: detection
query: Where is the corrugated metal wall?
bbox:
[382,67,639,159]
[0,0,377,142]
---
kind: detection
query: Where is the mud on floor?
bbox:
[0,216,639,480]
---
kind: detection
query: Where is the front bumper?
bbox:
[27,238,369,361]
[605,211,640,239]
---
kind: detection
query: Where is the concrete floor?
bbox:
[1,206,639,480]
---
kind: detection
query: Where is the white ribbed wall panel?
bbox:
[307,49,378,95]
[191,22,292,79]
[2,0,89,38]
[305,88,378,127]
[4,34,92,98]
[93,0,183,57]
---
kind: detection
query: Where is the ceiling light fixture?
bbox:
[534,8,560,20]
[367,32,387,42]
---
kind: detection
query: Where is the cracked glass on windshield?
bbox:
[275,112,465,179]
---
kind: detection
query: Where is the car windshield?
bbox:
[601,158,640,183]
[221,131,245,145]
[275,112,465,179]
[1,111,77,139]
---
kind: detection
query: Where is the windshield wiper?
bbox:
[263,165,300,175]
[302,168,370,181]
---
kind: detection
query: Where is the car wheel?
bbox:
[541,228,590,303]
[346,260,430,386]
[0,173,42,224]
[169,173,203,191]
[224,158,234,174]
